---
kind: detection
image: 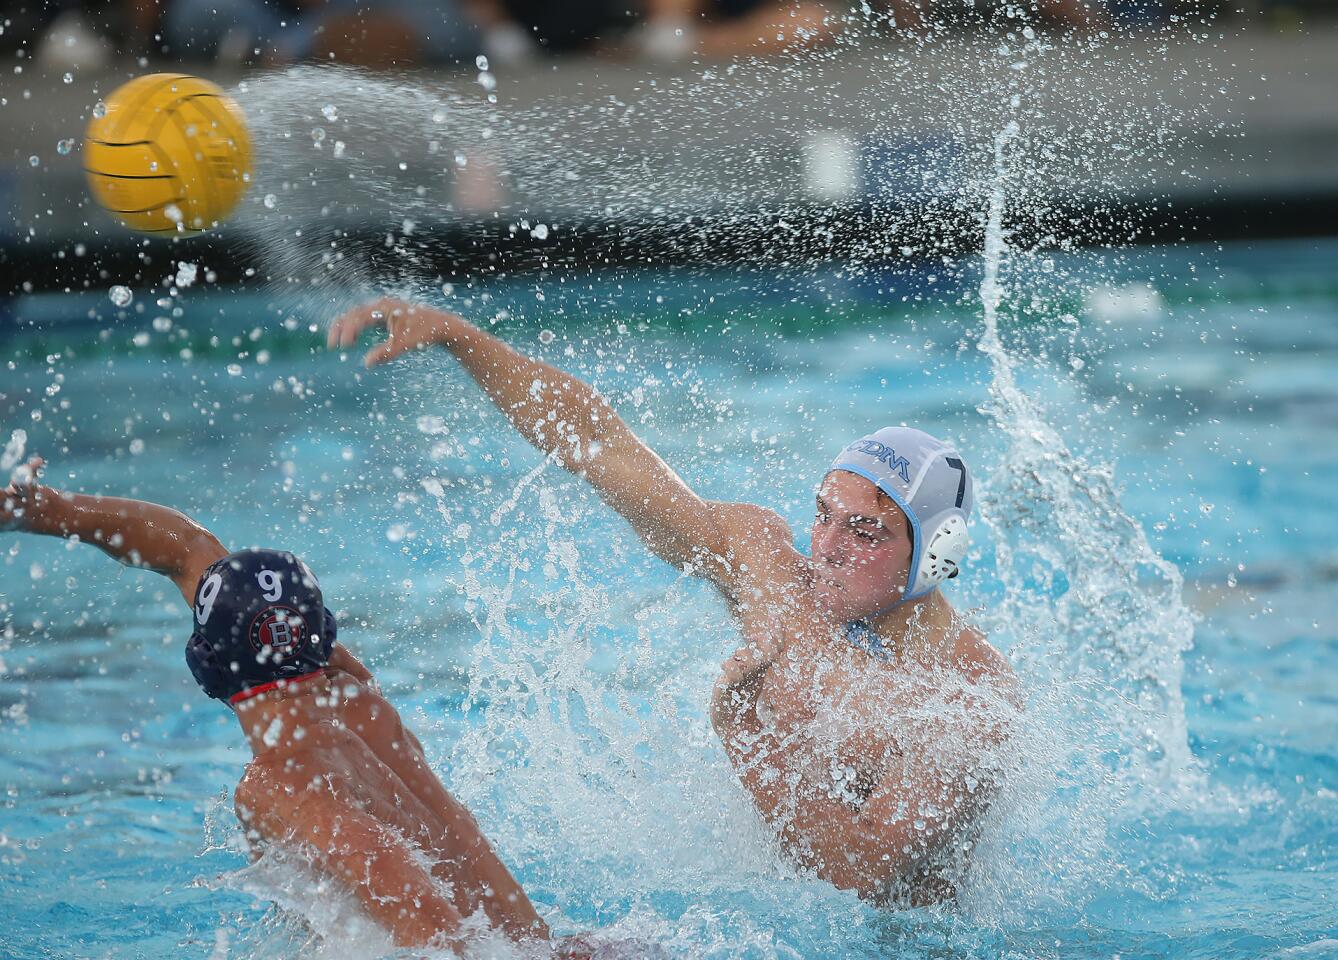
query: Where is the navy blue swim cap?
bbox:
[184,549,336,704]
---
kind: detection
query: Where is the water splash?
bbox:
[1,429,27,474]
[198,8,1223,953]
[226,6,1221,325]
[961,117,1201,922]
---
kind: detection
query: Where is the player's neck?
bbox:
[866,590,956,663]
[233,676,332,756]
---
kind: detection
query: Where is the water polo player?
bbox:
[327,298,1021,906]
[0,458,596,955]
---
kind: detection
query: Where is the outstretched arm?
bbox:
[2,457,227,605]
[328,298,741,591]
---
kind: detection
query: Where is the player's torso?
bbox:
[756,633,920,806]
[733,582,979,811]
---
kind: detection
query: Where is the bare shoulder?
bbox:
[235,738,365,834]
[951,622,1023,713]
[707,501,804,575]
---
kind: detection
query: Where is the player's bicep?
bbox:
[579,442,732,575]
[171,535,228,607]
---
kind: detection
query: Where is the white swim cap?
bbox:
[828,426,973,602]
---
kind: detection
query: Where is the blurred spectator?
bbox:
[465,0,635,61]
[4,2,118,69]
[637,0,839,59]
[34,6,116,69]
[3,0,482,68]
[1,0,1326,74]
[631,0,1138,57]
[464,0,848,62]
[163,0,481,66]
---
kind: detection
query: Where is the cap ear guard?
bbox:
[907,514,969,598]
[320,607,337,655]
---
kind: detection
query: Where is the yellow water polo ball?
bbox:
[85,73,252,234]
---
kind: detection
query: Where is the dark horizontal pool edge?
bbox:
[3,189,1336,301]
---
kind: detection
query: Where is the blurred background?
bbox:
[0,0,1335,300]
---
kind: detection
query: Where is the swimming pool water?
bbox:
[1,237,1335,958]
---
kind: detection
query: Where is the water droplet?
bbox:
[477,71,497,93]
[332,140,346,159]
[441,282,454,297]
[530,223,549,240]
[320,103,338,121]
[108,285,132,307]
[431,108,446,123]
[92,100,107,118]
[62,72,73,84]
[56,138,74,155]
[152,316,172,332]
[1069,356,1085,370]
[226,363,243,376]
[475,54,489,71]
[263,193,277,209]
[163,204,183,224]
[311,126,325,143]
[28,155,39,167]
[538,329,555,344]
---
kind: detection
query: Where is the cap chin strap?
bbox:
[229,668,325,705]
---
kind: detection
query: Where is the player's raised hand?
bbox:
[2,456,48,531]
[327,297,458,368]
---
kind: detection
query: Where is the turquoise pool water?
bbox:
[1,237,1335,958]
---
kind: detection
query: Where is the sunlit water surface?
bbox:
[2,238,1336,958]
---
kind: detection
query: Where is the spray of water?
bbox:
[959,114,1202,923]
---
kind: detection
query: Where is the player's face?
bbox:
[810,472,913,621]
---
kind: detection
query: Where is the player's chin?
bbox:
[814,580,858,621]
[840,586,907,623]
